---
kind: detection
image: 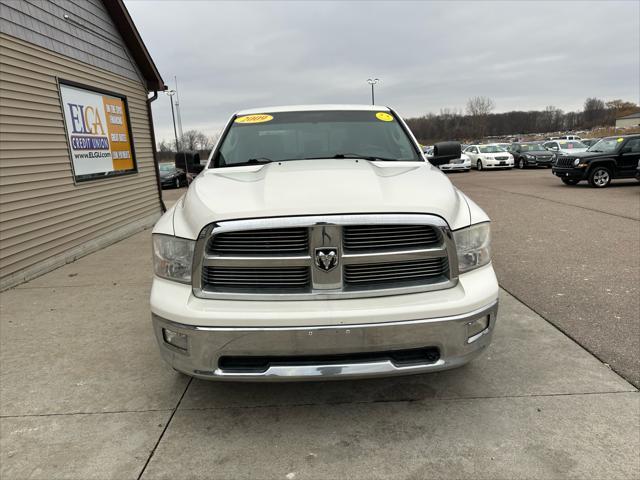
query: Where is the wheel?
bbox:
[175,177,181,188]
[477,160,483,171]
[561,178,579,185]
[518,158,525,169]
[588,166,611,188]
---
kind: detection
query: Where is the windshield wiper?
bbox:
[332,153,401,162]
[226,158,273,167]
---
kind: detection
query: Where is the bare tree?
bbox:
[466,96,495,138]
[158,139,173,152]
[466,96,495,117]
[180,130,200,151]
[583,97,607,128]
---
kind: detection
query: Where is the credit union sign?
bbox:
[59,82,136,181]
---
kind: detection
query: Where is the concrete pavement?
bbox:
[0,185,638,479]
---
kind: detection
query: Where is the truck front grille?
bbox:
[194,215,457,300]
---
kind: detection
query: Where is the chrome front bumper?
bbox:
[152,300,498,381]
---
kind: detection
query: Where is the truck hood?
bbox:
[170,159,472,239]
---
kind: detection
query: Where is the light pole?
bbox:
[166,90,179,153]
[166,89,189,181]
[367,78,379,105]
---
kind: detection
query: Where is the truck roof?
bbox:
[235,104,391,115]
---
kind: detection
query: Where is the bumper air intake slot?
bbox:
[218,347,441,373]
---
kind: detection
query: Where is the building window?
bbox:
[58,80,137,182]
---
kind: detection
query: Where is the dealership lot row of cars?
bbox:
[423,134,640,188]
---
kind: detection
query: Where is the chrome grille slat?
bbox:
[208,228,309,255]
[343,225,439,252]
[203,266,310,289]
[344,258,448,286]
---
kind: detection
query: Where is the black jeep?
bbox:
[552,135,640,187]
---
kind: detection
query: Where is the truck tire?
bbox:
[588,166,611,188]
[561,178,579,185]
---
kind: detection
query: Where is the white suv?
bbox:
[150,105,499,381]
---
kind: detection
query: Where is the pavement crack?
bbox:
[136,376,193,480]
[0,408,173,419]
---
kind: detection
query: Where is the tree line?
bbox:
[158,129,219,153]
[404,97,639,144]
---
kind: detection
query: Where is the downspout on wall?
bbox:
[147,90,166,213]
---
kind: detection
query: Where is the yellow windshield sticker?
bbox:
[376,112,394,122]
[617,137,624,142]
[235,114,273,124]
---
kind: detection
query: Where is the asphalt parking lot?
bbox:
[449,168,640,387]
[1,177,639,479]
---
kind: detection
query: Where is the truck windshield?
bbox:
[213,110,421,167]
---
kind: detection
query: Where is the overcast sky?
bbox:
[125,0,640,144]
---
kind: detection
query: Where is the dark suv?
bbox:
[508,142,554,168]
[552,135,640,187]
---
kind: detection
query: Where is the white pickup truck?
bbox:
[150,105,499,381]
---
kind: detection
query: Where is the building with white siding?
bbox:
[615,112,640,129]
[0,0,166,289]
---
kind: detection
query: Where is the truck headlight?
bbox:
[453,223,491,273]
[153,234,195,283]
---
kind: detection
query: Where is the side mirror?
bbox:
[429,141,462,166]
[620,146,631,154]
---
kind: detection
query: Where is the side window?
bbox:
[623,138,640,153]
[471,147,478,154]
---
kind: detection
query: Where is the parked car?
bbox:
[552,135,640,187]
[464,144,514,170]
[543,140,588,156]
[580,138,601,148]
[508,142,555,168]
[159,163,187,189]
[150,105,499,381]
[439,152,471,172]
